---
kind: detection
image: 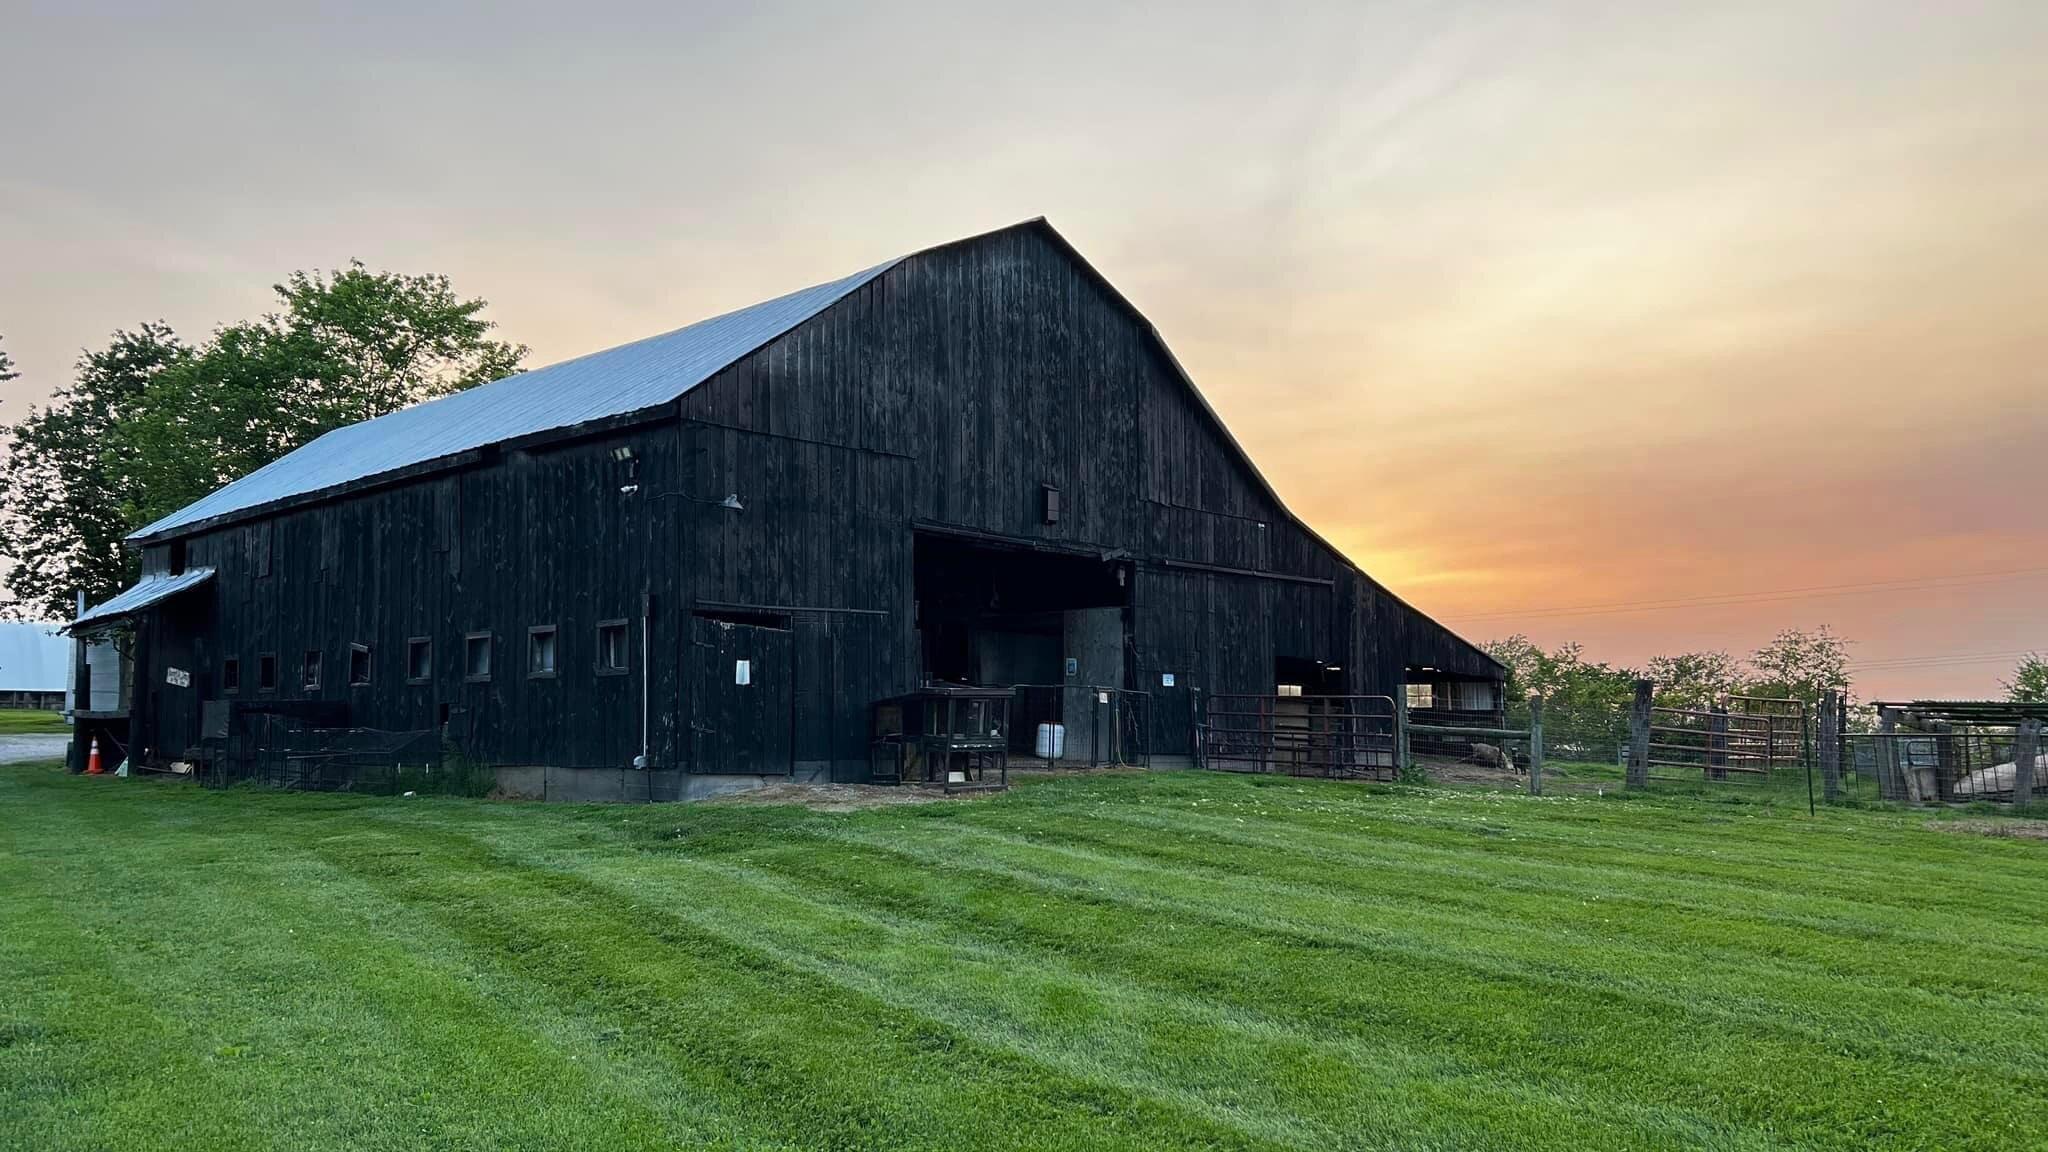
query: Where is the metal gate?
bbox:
[1195,694,1398,779]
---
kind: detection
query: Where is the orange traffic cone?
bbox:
[85,735,104,775]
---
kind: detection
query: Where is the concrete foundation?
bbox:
[491,766,813,803]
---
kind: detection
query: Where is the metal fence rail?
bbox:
[1645,703,1807,780]
[196,725,494,795]
[1196,694,1398,779]
[1850,728,2041,804]
[1008,685,1152,768]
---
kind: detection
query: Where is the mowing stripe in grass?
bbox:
[808,817,2048,1068]
[299,814,1299,1152]
[7,765,2046,1151]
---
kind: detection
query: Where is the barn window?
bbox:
[302,650,323,691]
[406,637,432,683]
[1276,683,1304,698]
[528,626,558,678]
[596,620,628,675]
[1405,683,1435,710]
[1452,681,1496,712]
[349,644,372,686]
[258,653,278,692]
[464,632,493,682]
[222,658,241,694]
[1042,485,1061,525]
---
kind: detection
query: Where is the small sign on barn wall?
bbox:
[165,667,191,688]
[734,659,751,686]
[1160,672,1175,688]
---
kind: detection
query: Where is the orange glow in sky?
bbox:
[2,2,2042,698]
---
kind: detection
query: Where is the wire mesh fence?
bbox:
[197,725,494,796]
[1408,714,1543,794]
[1848,729,2045,805]
[1008,685,1152,768]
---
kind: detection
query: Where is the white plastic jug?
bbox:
[1035,722,1066,759]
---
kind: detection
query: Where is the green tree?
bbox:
[1646,650,1742,711]
[114,264,526,527]
[2004,653,2048,704]
[1,267,524,619]
[1,324,191,619]
[1483,634,1639,757]
[1743,626,1853,715]
[0,333,16,383]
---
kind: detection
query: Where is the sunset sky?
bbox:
[3,1,2043,698]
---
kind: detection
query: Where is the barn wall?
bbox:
[676,222,1397,751]
[126,221,1498,774]
[141,424,688,770]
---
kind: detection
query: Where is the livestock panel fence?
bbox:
[1196,694,1401,780]
[1009,684,1152,768]
[1846,701,2046,807]
[1195,694,1553,794]
[196,723,493,796]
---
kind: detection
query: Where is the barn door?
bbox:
[1148,665,1199,758]
[688,617,794,775]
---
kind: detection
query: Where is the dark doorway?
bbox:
[913,532,1129,688]
[1275,655,1345,696]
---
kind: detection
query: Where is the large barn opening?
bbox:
[913,532,1129,689]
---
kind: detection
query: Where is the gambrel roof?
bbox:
[120,219,1500,672]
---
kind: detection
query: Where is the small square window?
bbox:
[349,643,372,686]
[596,620,628,675]
[302,650,323,691]
[528,626,558,678]
[1405,683,1435,710]
[222,657,241,694]
[406,637,432,684]
[258,653,278,692]
[464,632,493,682]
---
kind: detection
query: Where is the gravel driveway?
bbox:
[0,734,69,765]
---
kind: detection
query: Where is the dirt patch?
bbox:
[1009,764,1149,780]
[1927,818,2048,841]
[1420,754,1544,788]
[709,782,985,812]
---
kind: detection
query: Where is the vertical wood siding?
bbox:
[131,223,1496,775]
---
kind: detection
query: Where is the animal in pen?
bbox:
[1954,751,2048,799]
[1465,742,1516,773]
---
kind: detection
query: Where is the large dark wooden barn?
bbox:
[71,219,1502,795]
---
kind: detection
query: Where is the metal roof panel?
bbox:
[128,257,899,541]
[68,568,217,633]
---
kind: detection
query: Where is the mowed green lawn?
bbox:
[3,764,2045,1151]
[0,708,68,735]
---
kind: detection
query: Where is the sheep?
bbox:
[1466,742,1517,774]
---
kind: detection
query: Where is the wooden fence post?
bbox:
[1626,679,1653,789]
[1818,689,1842,803]
[1878,706,1919,804]
[1527,695,1544,796]
[2015,718,2040,810]
[1394,693,1411,778]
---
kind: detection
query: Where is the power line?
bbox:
[1443,565,2048,624]
[1849,649,2041,672]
